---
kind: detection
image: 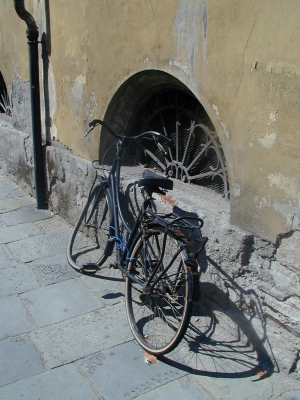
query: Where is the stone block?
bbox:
[7,230,70,263]
[0,221,42,245]
[0,124,34,191]
[0,364,99,400]
[29,304,132,368]
[35,214,72,233]
[0,264,40,297]
[0,207,51,226]
[277,231,300,274]
[81,272,125,306]
[0,295,37,339]
[136,375,209,400]
[27,253,78,286]
[11,79,32,135]
[76,341,186,400]
[0,194,34,213]
[0,244,18,269]
[0,335,44,387]
[0,178,25,200]
[20,278,104,327]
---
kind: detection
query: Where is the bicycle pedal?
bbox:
[82,263,99,273]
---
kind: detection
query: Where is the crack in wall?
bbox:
[233,0,262,131]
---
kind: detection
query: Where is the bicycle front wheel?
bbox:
[125,226,193,355]
[67,180,114,272]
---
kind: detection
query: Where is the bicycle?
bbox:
[67,119,208,355]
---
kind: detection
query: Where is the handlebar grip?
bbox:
[88,119,101,128]
[140,131,171,144]
[84,119,122,139]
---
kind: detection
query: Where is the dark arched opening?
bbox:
[102,71,229,198]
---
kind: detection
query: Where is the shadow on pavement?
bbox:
[160,257,276,379]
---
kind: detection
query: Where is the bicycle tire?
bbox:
[125,225,193,355]
[67,180,114,272]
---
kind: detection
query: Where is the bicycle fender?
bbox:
[186,266,193,302]
[182,249,201,302]
[103,187,115,257]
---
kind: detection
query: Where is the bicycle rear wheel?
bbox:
[67,180,114,272]
[125,226,193,355]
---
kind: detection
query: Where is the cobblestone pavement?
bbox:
[0,173,299,400]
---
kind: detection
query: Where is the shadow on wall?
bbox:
[120,180,275,377]
[41,0,52,145]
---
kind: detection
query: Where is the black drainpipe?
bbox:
[14,0,47,209]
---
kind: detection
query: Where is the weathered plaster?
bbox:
[72,75,86,117]
[49,64,58,138]
[273,202,300,230]
[174,0,203,74]
[232,183,241,197]
[212,104,230,140]
[257,133,276,149]
[266,61,300,77]
[268,173,300,204]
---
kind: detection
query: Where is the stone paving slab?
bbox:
[0,221,43,245]
[6,230,71,263]
[0,181,25,200]
[0,335,44,387]
[30,303,133,369]
[0,364,99,400]
[76,340,187,400]
[0,207,51,226]
[27,253,78,286]
[135,375,209,400]
[276,389,300,400]
[81,272,125,306]
[0,195,35,214]
[189,374,275,400]
[0,244,18,269]
[35,214,72,233]
[20,278,104,327]
[0,264,40,297]
[0,295,37,340]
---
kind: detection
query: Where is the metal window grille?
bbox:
[128,88,229,199]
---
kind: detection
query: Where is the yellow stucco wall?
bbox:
[1,0,299,242]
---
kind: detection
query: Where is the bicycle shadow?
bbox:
[161,279,275,378]
[151,205,275,378]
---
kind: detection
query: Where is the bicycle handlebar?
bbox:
[84,119,171,144]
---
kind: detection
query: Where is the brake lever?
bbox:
[84,120,101,137]
[84,126,94,137]
[156,140,169,156]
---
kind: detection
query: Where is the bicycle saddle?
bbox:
[138,169,173,190]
